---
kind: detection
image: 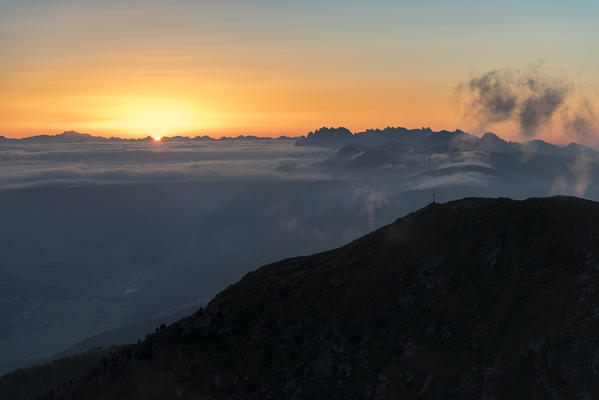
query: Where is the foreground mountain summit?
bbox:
[5,196,599,399]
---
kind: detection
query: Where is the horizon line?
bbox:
[2,125,473,141]
[0,126,587,148]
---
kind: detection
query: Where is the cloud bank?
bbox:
[0,140,330,189]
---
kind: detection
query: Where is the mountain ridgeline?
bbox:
[4,196,599,399]
[1,126,591,161]
[295,126,590,158]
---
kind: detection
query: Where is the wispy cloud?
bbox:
[458,63,597,141]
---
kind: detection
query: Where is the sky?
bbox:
[1,0,598,140]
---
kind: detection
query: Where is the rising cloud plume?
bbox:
[562,99,599,141]
[458,63,597,140]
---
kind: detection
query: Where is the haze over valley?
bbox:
[1,126,598,375]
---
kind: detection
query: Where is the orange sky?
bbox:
[1,1,598,142]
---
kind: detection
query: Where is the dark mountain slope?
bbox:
[10,196,599,399]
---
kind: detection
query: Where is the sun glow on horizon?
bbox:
[83,97,213,138]
[1,1,598,142]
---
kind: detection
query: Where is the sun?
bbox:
[89,98,205,138]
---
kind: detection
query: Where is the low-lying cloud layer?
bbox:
[0,140,330,189]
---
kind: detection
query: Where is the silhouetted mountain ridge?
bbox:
[0,128,592,158]
[0,131,295,143]
[295,126,594,160]
[295,126,467,147]
[5,196,599,399]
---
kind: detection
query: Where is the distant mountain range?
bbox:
[0,127,592,160]
[4,196,599,399]
[296,126,593,159]
[0,131,295,143]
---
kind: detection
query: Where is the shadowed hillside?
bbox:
[4,196,599,399]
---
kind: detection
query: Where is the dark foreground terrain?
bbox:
[4,196,599,399]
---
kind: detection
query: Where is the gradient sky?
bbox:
[1,0,598,140]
